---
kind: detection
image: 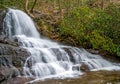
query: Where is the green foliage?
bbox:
[105,5,120,44]
[0,0,24,9]
[58,4,120,56]
[91,5,120,44]
[89,30,115,53]
[116,45,120,56]
[59,6,92,46]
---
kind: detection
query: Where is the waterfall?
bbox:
[3,8,120,79]
[3,8,40,39]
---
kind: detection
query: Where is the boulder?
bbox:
[0,42,30,83]
[80,63,90,72]
[0,10,6,35]
[0,66,19,82]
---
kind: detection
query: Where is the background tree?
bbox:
[30,0,37,13]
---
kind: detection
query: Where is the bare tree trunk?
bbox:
[24,0,34,18]
[30,0,37,13]
[81,0,83,6]
[109,0,111,3]
[25,0,28,13]
[101,0,104,10]
[58,0,62,20]
[53,0,56,10]
[66,0,70,16]
[78,0,80,7]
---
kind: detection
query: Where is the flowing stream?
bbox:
[3,8,120,80]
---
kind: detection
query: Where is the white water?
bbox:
[3,8,120,79]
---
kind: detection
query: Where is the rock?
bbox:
[3,71,119,84]
[72,63,90,72]
[1,76,34,84]
[86,49,99,54]
[72,65,80,71]
[0,35,6,42]
[0,36,18,46]
[63,48,76,63]
[0,10,6,35]
[80,63,90,72]
[0,42,30,83]
[0,66,19,82]
[5,71,119,84]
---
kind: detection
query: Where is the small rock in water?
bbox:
[80,63,90,72]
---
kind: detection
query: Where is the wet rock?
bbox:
[0,55,12,66]
[0,35,6,42]
[72,63,90,72]
[0,36,18,46]
[0,10,6,35]
[7,71,119,84]
[5,39,18,46]
[86,49,99,54]
[80,63,90,72]
[1,76,34,84]
[63,48,76,63]
[0,66,19,82]
[0,41,30,82]
[72,65,80,71]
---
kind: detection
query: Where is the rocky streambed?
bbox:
[1,70,120,84]
[0,38,120,84]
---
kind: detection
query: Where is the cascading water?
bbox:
[3,8,120,79]
[3,8,39,39]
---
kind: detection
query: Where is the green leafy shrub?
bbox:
[116,45,120,56]
[59,6,94,45]
[89,30,116,53]
[58,4,120,56]
[0,0,24,9]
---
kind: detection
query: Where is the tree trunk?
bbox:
[30,0,37,13]
[24,0,34,18]
[58,0,62,20]
[25,0,28,13]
